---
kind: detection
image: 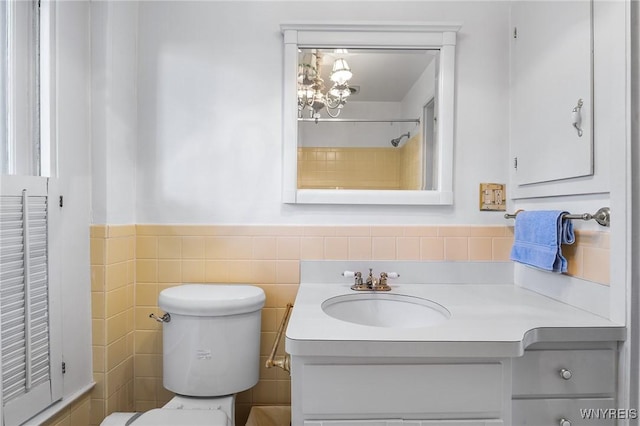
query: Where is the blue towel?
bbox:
[510,210,575,273]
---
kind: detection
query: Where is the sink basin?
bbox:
[321,293,450,328]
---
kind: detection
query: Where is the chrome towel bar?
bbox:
[504,207,610,227]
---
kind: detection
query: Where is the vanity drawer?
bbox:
[512,350,615,397]
[301,363,503,418]
[512,398,615,425]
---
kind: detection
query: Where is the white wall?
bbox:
[135,1,510,224]
[400,55,437,128]
[91,1,138,225]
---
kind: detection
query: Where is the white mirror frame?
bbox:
[281,22,460,205]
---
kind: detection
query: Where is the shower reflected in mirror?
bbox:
[391,132,411,147]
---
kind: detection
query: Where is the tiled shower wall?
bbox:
[297,147,402,189]
[87,224,609,426]
[399,135,423,190]
[297,141,424,191]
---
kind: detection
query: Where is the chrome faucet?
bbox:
[343,269,398,291]
[365,268,378,288]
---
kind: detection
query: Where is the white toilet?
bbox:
[101,284,266,426]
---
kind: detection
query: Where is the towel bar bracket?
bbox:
[504,207,610,227]
[589,207,610,227]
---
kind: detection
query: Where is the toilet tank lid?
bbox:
[132,408,228,425]
[159,284,266,316]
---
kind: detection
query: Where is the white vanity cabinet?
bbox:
[290,357,509,426]
[511,343,617,426]
[290,344,620,426]
[286,279,625,426]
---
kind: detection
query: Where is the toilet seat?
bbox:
[127,408,228,425]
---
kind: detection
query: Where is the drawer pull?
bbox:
[559,418,571,426]
[559,368,572,380]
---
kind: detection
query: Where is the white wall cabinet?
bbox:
[510,0,593,187]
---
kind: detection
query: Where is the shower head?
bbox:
[391,132,410,147]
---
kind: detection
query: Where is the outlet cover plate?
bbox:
[479,183,506,211]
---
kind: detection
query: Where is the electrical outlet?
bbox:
[479,183,506,211]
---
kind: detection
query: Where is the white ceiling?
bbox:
[308,49,438,102]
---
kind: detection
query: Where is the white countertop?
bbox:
[285,283,625,358]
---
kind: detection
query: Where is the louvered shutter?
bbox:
[0,177,54,426]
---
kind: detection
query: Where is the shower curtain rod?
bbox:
[298,118,420,124]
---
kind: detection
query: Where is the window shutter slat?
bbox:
[1,308,26,335]
[1,337,25,358]
[1,187,51,408]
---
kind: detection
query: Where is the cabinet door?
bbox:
[300,363,503,418]
[511,0,593,185]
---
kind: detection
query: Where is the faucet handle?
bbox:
[375,272,399,290]
[343,270,363,284]
[349,271,368,291]
[379,272,400,282]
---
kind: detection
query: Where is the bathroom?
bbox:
[0,0,638,425]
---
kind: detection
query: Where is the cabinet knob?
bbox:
[559,368,572,380]
[559,418,571,426]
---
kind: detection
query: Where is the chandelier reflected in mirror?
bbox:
[297,50,353,119]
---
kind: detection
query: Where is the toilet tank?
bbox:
[159,284,266,397]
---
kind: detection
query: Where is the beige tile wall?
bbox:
[297,147,401,189]
[399,134,422,190]
[298,136,426,191]
[40,393,92,426]
[562,230,611,285]
[86,223,609,426]
[90,225,136,425]
[132,225,517,424]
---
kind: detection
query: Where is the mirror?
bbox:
[297,49,439,191]
[281,23,460,205]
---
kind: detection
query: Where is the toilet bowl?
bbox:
[100,406,229,426]
[100,395,234,426]
[100,284,265,426]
